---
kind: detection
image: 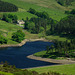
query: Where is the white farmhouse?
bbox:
[17,20,25,25]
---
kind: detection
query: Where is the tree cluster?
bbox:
[0,61,21,73]
[0,0,18,12]
[65,9,75,14]
[54,39,75,56]
[25,12,75,37]
[56,0,75,6]
[48,15,75,36]
[46,39,75,58]
[2,14,18,23]
[12,30,25,43]
[24,17,57,34]
[0,35,8,44]
[54,15,75,35]
[28,8,49,19]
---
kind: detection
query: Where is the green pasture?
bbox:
[28,64,75,75]
[1,0,75,21]
[0,12,37,20]
[68,1,75,9]
[45,35,68,41]
[2,0,75,10]
[0,71,13,75]
[0,20,22,31]
[0,20,22,44]
[2,0,69,21]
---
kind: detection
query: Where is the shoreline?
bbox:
[27,55,75,65]
[0,38,51,48]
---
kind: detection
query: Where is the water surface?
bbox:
[0,41,57,68]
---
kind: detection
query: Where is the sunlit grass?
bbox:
[45,35,68,41]
[2,0,68,21]
[28,64,75,75]
[0,71,13,75]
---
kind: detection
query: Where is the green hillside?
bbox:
[0,0,74,44]
[0,0,69,21]
[0,12,37,20]
[0,20,23,44]
[0,20,40,44]
[1,0,75,21]
[0,0,74,21]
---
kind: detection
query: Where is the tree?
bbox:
[2,14,18,23]
[12,30,25,43]
[56,0,75,6]
[0,35,8,44]
[6,18,12,23]
[70,9,75,14]
[41,11,49,19]
[24,20,29,29]
[28,8,36,14]
[3,61,9,67]
[2,14,8,21]
[46,46,50,53]
[12,15,18,23]
[0,1,18,12]
[65,11,70,14]
[50,45,54,52]
[54,15,75,35]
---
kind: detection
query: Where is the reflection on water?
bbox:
[0,41,57,68]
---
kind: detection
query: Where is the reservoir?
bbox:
[0,41,57,68]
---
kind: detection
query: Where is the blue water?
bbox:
[0,41,57,68]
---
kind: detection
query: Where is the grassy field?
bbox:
[0,20,22,31]
[0,20,23,44]
[1,0,75,21]
[1,0,69,21]
[28,64,75,75]
[0,20,41,44]
[0,71,13,75]
[45,35,68,41]
[0,12,37,20]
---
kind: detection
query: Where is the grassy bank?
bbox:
[0,71,13,75]
[45,35,68,41]
[28,64,75,75]
[34,50,69,60]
